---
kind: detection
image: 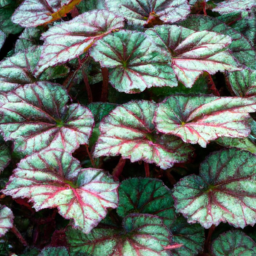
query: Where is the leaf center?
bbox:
[146,133,156,143]
[56,119,65,128]
[64,179,78,189]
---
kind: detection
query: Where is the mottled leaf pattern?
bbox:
[35,10,125,75]
[213,0,256,15]
[38,247,69,256]
[171,216,204,256]
[0,82,94,155]
[117,178,176,227]
[178,15,256,70]
[3,149,119,233]
[90,30,177,93]
[0,204,13,237]
[0,137,10,173]
[106,0,190,26]
[155,95,256,147]
[211,230,256,256]
[94,100,194,169]
[0,46,69,94]
[173,149,256,228]
[228,69,256,97]
[12,0,82,27]
[146,25,241,87]
[67,214,172,256]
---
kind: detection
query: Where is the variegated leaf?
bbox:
[35,10,125,76]
[0,82,94,155]
[173,149,256,228]
[0,205,13,237]
[90,30,177,93]
[155,95,256,147]
[3,149,119,233]
[94,100,194,169]
[146,25,241,87]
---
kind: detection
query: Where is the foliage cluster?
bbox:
[0,0,256,255]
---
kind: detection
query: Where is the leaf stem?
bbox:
[85,144,95,167]
[166,171,177,186]
[11,225,28,247]
[101,68,109,102]
[113,158,126,181]
[202,0,207,16]
[82,68,93,103]
[144,162,150,177]
[207,73,220,96]
[205,225,216,252]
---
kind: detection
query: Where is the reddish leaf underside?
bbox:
[0,82,94,155]
[173,149,256,228]
[2,149,119,233]
[12,0,83,27]
[94,100,194,169]
[155,95,256,147]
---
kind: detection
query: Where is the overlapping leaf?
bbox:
[171,216,204,256]
[77,0,105,13]
[106,0,190,26]
[0,0,12,7]
[117,178,176,227]
[155,95,256,147]
[35,10,125,76]
[213,0,256,15]
[39,247,69,256]
[0,136,10,173]
[0,30,5,50]
[94,100,194,169]
[146,25,241,87]
[178,15,256,70]
[3,149,119,233]
[67,214,172,256]
[0,82,94,155]
[228,69,256,97]
[12,0,82,27]
[0,204,13,237]
[0,46,69,94]
[211,230,256,256]
[90,30,177,93]
[173,149,256,228]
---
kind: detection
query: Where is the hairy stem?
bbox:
[11,225,28,247]
[82,68,93,103]
[101,68,109,102]
[113,158,126,181]
[202,0,207,16]
[144,162,150,177]
[205,225,216,252]
[85,144,95,167]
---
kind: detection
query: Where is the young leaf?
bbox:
[0,46,69,94]
[0,137,10,173]
[155,95,256,147]
[0,205,13,237]
[117,178,176,227]
[171,216,204,256]
[213,0,256,15]
[94,100,194,169]
[39,247,69,256]
[106,0,190,26]
[228,69,256,97]
[0,30,6,50]
[173,148,256,228]
[67,214,172,256]
[178,15,256,70]
[90,30,177,93]
[211,230,256,256]
[2,149,119,233]
[146,25,241,87]
[0,82,94,155]
[12,0,83,28]
[35,10,125,76]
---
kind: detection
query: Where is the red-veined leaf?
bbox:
[90,30,177,93]
[106,0,190,26]
[213,0,256,15]
[117,178,176,227]
[94,100,194,169]
[2,149,119,233]
[211,230,256,256]
[67,214,173,256]
[155,95,256,147]
[0,82,94,155]
[12,0,83,27]
[146,25,241,87]
[173,149,256,228]
[0,204,13,237]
